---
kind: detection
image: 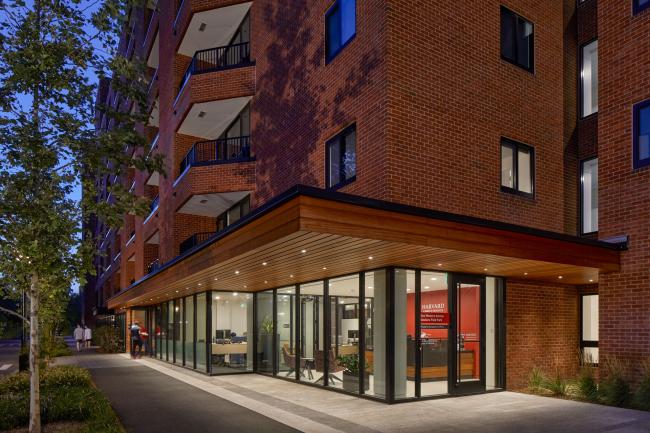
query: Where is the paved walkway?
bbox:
[56,353,650,433]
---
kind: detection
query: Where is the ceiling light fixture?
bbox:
[368,256,373,260]
[262,262,267,266]
[558,276,563,279]
[233,292,238,296]
[235,270,239,275]
[301,249,307,254]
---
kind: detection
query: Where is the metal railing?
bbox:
[149,195,160,214]
[147,258,161,275]
[147,69,158,96]
[179,136,251,174]
[177,42,251,95]
[179,232,214,255]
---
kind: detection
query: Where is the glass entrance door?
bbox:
[450,274,485,395]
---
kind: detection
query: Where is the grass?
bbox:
[0,365,124,433]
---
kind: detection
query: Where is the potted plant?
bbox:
[337,353,370,392]
[259,316,276,371]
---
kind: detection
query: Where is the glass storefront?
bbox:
[141,267,505,402]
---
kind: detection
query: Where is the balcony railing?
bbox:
[147,69,158,97]
[147,258,161,275]
[179,232,214,255]
[179,136,252,174]
[177,42,251,96]
[149,195,160,214]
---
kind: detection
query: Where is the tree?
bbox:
[0,1,162,432]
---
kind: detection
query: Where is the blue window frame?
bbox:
[633,99,650,169]
[633,0,650,15]
[500,6,534,73]
[325,0,356,63]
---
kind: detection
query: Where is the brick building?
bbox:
[83,0,649,402]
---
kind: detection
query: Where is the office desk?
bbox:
[212,343,247,355]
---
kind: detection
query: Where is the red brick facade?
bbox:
[598,0,650,383]
[84,0,650,390]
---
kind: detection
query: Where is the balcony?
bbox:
[177,42,251,96]
[146,258,161,275]
[179,136,252,175]
[144,195,159,224]
[179,232,214,255]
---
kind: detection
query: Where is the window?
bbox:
[326,124,357,189]
[633,99,650,169]
[500,6,534,72]
[581,294,599,364]
[634,0,650,15]
[581,158,598,234]
[500,139,534,196]
[217,195,251,231]
[581,40,598,117]
[325,0,356,62]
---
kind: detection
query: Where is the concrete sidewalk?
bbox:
[56,353,650,433]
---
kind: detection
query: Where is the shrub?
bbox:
[42,365,92,389]
[577,366,599,402]
[0,371,29,395]
[528,367,547,394]
[600,357,631,407]
[634,359,650,411]
[0,393,29,431]
[544,371,570,397]
[0,366,91,396]
[95,326,123,354]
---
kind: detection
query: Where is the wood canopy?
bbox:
[108,186,623,310]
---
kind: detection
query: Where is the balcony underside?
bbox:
[176,1,252,55]
[108,186,623,310]
[178,191,250,217]
[178,96,250,139]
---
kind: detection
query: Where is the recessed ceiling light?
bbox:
[301,249,307,253]
[524,272,528,276]
[262,262,267,266]
[368,256,373,260]
[215,296,220,300]
[483,268,488,271]
[175,290,179,293]
[290,274,294,278]
[235,270,239,275]
[233,292,238,296]
[437,263,443,267]
[264,280,268,284]
[589,279,594,282]
[198,283,202,286]
[558,276,563,279]
[323,267,327,270]
[214,278,218,281]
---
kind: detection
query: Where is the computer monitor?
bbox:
[216,329,231,340]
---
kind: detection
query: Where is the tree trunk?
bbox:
[29,274,41,433]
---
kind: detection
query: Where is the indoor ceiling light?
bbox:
[368,256,373,260]
[558,276,563,279]
[233,292,239,296]
[524,272,528,276]
[301,249,307,253]
[235,270,239,274]
[323,267,327,270]
[262,262,267,266]
[424,286,430,289]
[483,268,488,271]
[431,277,437,281]
[215,296,220,300]
[437,263,443,267]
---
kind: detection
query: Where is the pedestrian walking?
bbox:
[130,321,143,359]
[139,324,149,356]
[73,324,84,352]
[83,325,92,348]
